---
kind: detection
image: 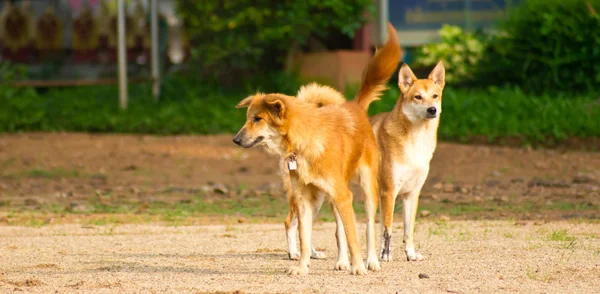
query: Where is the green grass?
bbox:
[1,74,599,146]
[549,229,576,242]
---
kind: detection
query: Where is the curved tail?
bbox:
[353,23,401,111]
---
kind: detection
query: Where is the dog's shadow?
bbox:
[40,252,295,276]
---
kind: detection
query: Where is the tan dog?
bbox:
[282,84,346,261]
[370,61,445,262]
[233,23,400,275]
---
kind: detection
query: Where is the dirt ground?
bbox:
[0,133,600,293]
[1,221,599,293]
[1,133,599,220]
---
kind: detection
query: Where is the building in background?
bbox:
[0,0,188,82]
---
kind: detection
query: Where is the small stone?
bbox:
[418,273,429,279]
[459,187,469,194]
[213,184,229,195]
[419,210,431,218]
[238,217,247,224]
[439,215,450,222]
[473,196,484,203]
[433,183,443,190]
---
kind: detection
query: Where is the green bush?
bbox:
[178,0,373,84]
[414,25,485,85]
[477,0,600,93]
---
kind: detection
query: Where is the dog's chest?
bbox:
[391,131,436,194]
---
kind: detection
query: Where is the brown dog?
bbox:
[370,61,446,262]
[233,23,400,275]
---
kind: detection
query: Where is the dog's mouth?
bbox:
[242,136,264,148]
[425,113,438,119]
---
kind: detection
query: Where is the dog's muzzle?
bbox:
[233,131,264,148]
[426,107,438,118]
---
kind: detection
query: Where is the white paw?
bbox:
[366,256,381,271]
[287,265,309,276]
[334,259,350,271]
[380,250,393,262]
[405,248,424,261]
[350,262,367,275]
[288,251,300,260]
[311,250,326,260]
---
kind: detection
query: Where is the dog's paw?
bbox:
[405,248,424,261]
[380,250,392,262]
[288,252,300,260]
[350,262,367,275]
[333,259,350,271]
[310,250,326,260]
[287,265,309,276]
[366,256,381,271]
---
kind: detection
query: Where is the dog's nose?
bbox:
[233,136,241,146]
[427,107,437,115]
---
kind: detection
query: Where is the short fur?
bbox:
[370,61,446,262]
[233,23,400,275]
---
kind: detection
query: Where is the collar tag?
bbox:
[287,154,297,171]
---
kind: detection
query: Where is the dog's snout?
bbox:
[427,107,437,115]
[233,133,243,146]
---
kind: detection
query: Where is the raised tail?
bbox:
[353,23,401,111]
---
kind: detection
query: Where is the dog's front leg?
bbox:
[287,192,313,276]
[403,189,424,261]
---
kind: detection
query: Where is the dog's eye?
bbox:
[433,94,438,99]
[253,116,262,123]
[414,95,422,100]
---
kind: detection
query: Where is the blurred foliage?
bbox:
[414,25,485,85]
[477,0,600,93]
[2,72,599,146]
[177,0,374,84]
[0,62,28,81]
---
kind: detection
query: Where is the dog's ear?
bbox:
[398,64,417,94]
[264,94,288,119]
[236,95,255,108]
[428,61,445,89]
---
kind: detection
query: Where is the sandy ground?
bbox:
[1,221,599,293]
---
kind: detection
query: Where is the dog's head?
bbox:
[397,61,445,123]
[233,93,291,151]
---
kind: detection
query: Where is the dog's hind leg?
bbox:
[359,162,381,271]
[309,193,326,259]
